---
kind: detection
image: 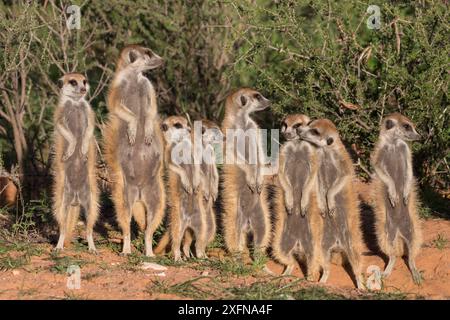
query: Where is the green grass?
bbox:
[0,239,44,270]
[49,252,88,274]
[432,233,448,250]
[147,275,420,300]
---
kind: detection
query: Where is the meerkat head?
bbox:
[300,118,340,149]
[225,88,270,116]
[117,44,164,73]
[161,116,191,145]
[200,119,223,145]
[57,73,89,101]
[280,114,311,141]
[381,113,421,142]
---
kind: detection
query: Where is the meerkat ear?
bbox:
[161,123,168,132]
[128,50,138,63]
[240,95,247,107]
[385,119,395,130]
[326,137,334,145]
[57,79,64,89]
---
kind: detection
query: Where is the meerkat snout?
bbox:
[383,114,421,142]
[236,90,270,113]
[281,114,311,141]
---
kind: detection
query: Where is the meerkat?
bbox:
[103,45,165,256]
[160,116,208,261]
[52,73,99,253]
[300,119,364,289]
[221,88,271,258]
[272,114,322,280]
[371,113,422,284]
[180,119,223,255]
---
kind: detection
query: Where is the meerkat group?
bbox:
[50,44,424,288]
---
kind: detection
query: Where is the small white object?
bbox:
[12,270,20,276]
[141,262,168,271]
[366,265,382,291]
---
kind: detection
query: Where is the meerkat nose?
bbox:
[80,87,87,93]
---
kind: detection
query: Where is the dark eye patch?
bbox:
[69,80,77,86]
[385,119,395,130]
[310,128,320,136]
[83,80,87,85]
[293,123,301,129]
[174,123,183,129]
[253,93,262,101]
[403,123,411,131]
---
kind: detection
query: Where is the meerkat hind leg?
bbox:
[80,190,97,254]
[382,255,397,278]
[407,252,422,285]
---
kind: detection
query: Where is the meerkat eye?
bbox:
[145,49,154,58]
[161,123,168,131]
[129,50,138,63]
[202,126,206,134]
[83,80,87,86]
[240,95,247,106]
[174,123,183,129]
[253,93,262,101]
[293,123,301,129]
[403,123,411,131]
[310,128,320,136]
[385,119,395,130]
[69,80,77,86]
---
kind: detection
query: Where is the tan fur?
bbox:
[301,119,364,288]
[221,88,271,256]
[52,73,99,252]
[371,113,422,283]
[160,116,208,261]
[103,45,165,256]
[272,178,323,280]
[271,114,323,280]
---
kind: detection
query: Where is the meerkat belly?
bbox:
[64,105,88,190]
[319,156,350,249]
[285,149,309,207]
[322,192,351,250]
[117,81,161,186]
[178,164,199,221]
[234,166,264,232]
[283,213,314,253]
[380,148,413,242]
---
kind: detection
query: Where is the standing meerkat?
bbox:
[52,73,99,253]
[103,45,165,256]
[272,114,322,280]
[182,119,223,254]
[371,113,422,284]
[300,119,364,289]
[221,88,271,258]
[160,116,207,261]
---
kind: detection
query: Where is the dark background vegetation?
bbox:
[0,0,448,232]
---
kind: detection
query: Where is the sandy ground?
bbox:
[0,218,448,300]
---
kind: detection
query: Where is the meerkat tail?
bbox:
[132,201,146,231]
[154,232,170,255]
[64,205,80,246]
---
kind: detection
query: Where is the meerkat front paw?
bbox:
[388,188,399,208]
[127,122,137,145]
[181,176,193,194]
[402,189,410,205]
[327,206,336,217]
[285,196,294,215]
[144,131,153,145]
[300,198,309,217]
[62,144,76,161]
